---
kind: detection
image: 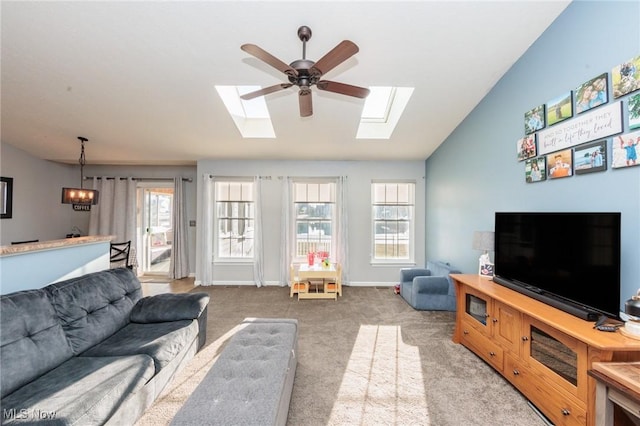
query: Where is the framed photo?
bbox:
[525,157,546,183]
[1,177,13,219]
[517,134,536,161]
[547,149,573,179]
[479,262,494,278]
[613,130,640,168]
[612,54,640,99]
[629,93,640,130]
[524,104,545,135]
[546,91,573,126]
[573,140,607,175]
[575,73,608,114]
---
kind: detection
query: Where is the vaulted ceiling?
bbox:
[1,1,570,165]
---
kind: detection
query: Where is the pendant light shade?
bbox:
[61,187,99,205]
[61,136,99,205]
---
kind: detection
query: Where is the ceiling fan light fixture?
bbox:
[240,26,368,117]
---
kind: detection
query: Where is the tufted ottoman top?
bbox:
[171,317,298,426]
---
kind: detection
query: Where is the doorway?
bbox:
[137,183,173,277]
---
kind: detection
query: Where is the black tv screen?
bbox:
[494,212,621,321]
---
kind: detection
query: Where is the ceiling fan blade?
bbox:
[317,80,370,99]
[299,89,313,117]
[311,40,359,76]
[240,83,293,100]
[241,44,298,77]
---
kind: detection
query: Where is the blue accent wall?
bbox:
[425,1,640,309]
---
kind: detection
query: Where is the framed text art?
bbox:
[538,101,623,155]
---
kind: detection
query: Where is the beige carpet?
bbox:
[136,286,546,426]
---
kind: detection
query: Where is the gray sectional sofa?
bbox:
[0,267,210,425]
[399,260,460,311]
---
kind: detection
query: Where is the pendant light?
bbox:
[61,137,99,205]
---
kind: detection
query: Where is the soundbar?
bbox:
[493,276,600,321]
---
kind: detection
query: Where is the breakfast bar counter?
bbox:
[0,235,115,294]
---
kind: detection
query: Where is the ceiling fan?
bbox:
[240,26,370,117]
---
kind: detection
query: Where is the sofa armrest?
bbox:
[412,276,450,295]
[130,292,210,324]
[400,268,431,283]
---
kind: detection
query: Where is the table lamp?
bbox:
[472,231,494,276]
[623,290,640,339]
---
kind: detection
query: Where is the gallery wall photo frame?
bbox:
[575,72,608,114]
[524,104,545,135]
[525,157,546,183]
[517,134,536,161]
[546,91,573,126]
[1,177,13,219]
[629,93,640,130]
[612,54,640,99]
[613,130,640,169]
[547,149,573,179]
[573,140,607,175]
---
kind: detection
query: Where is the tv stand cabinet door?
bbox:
[493,300,522,355]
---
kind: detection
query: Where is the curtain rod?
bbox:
[84,177,193,182]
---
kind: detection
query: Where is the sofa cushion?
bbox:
[45,268,142,355]
[1,355,154,425]
[80,320,198,374]
[0,289,74,398]
[130,292,209,323]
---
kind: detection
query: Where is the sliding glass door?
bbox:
[137,183,173,276]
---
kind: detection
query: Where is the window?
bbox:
[215,180,254,260]
[293,180,336,260]
[372,182,414,262]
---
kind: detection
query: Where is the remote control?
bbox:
[596,325,619,332]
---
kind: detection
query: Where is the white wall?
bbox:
[0,143,86,245]
[196,160,425,286]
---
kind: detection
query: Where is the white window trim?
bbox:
[370,180,415,265]
[213,178,255,263]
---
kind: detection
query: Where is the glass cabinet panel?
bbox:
[466,294,488,325]
[530,325,577,386]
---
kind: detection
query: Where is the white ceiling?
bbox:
[1,1,570,165]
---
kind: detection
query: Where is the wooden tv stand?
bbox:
[450,274,640,426]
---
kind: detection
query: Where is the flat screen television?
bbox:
[493,212,621,321]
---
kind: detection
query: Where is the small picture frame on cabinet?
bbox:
[479,262,494,278]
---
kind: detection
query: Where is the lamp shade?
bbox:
[472,231,494,252]
[61,187,99,205]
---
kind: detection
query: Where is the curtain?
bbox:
[169,177,189,279]
[196,174,214,286]
[88,176,136,245]
[280,177,293,286]
[252,176,264,287]
[335,176,349,285]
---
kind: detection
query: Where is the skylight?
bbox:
[215,85,275,138]
[216,85,412,140]
[357,86,414,139]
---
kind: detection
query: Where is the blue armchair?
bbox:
[399,260,460,311]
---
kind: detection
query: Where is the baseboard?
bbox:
[194,281,397,287]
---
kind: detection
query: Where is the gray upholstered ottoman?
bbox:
[170,317,298,426]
